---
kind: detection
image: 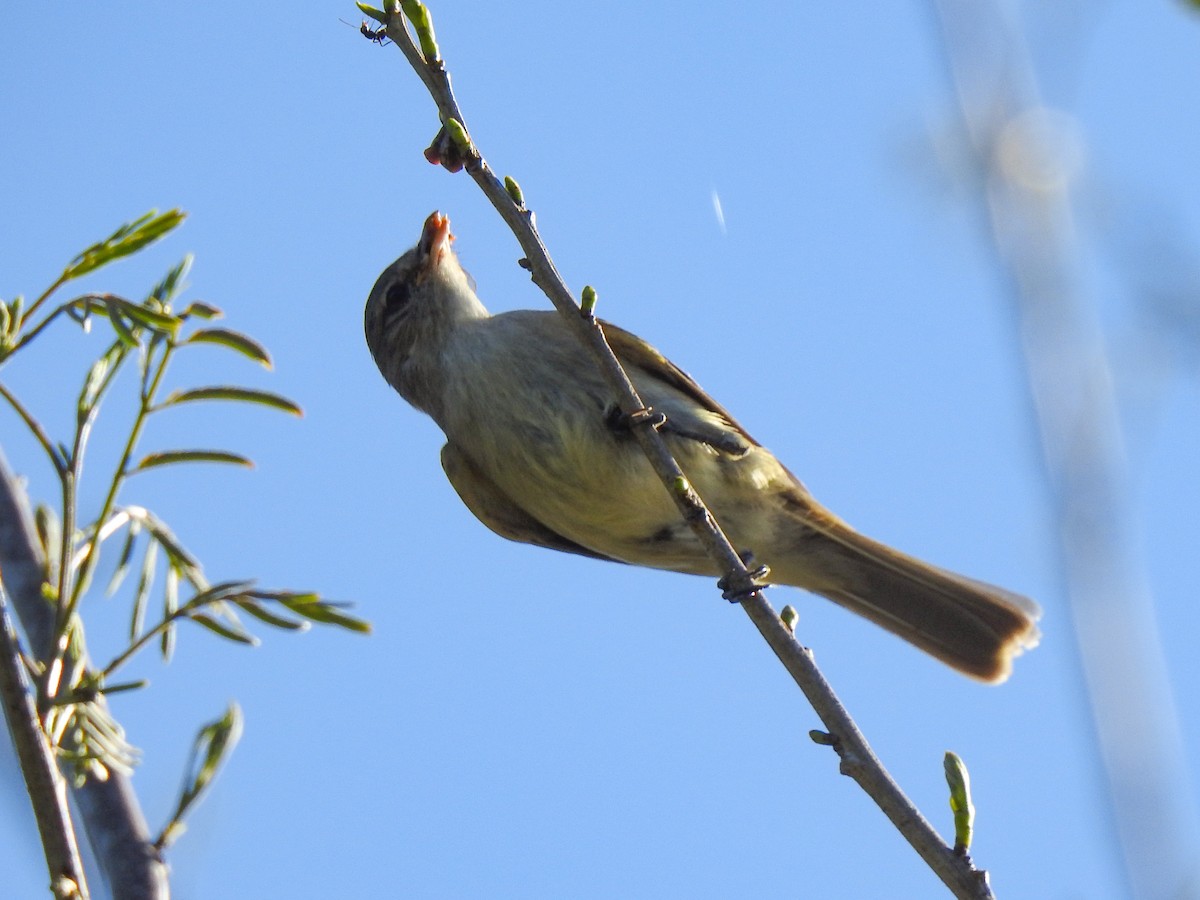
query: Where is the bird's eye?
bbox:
[383,281,411,318]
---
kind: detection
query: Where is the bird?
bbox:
[364,211,1041,682]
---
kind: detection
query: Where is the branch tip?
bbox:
[400,0,440,62]
[943,751,976,854]
[356,2,386,23]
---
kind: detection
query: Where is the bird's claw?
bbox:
[719,555,771,602]
[604,405,667,433]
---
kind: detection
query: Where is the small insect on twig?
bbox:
[339,18,390,46]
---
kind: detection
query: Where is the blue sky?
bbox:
[2,2,1199,897]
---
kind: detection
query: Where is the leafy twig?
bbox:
[100,578,368,681]
[1,210,367,898]
[17,211,185,330]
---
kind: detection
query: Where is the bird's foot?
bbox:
[719,552,772,602]
[604,404,667,434]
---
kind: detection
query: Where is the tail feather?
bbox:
[772,516,1041,683]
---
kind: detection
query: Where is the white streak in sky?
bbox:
[711,189,726,235]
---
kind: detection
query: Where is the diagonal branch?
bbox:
[364,5,994,896]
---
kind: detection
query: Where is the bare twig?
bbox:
[364,5,994,896]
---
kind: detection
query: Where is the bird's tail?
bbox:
[769,509,1041,683]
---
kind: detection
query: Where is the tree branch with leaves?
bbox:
[0,211,369,898]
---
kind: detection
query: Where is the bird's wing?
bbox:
[600,320,757,457]
[440,442,623,563]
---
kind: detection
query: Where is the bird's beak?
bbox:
[417,211,453,272]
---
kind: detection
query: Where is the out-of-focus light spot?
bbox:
[995,107,1085,193]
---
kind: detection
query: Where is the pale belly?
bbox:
[446,401,787,576]
[434,313,793,574]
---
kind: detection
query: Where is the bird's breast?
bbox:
[431,314,791,574]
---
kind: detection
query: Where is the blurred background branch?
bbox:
[0,453,167,899]
[929,1,1200,896]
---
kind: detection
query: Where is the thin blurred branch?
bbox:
[0,581,88,900]
[0,452,168,900]
[361,3,998,895]
[929,1,1200,896]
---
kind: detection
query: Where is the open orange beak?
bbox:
[418,211,453,270]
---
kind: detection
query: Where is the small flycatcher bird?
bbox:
[364,212,1041,682]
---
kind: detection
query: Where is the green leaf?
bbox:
[161,565,179,662]
[189,613,258,646]
[78,355,112,416]
[130,540,157,640]
[180,301,222,320]
[133,450,253,472]
[63,210,187,282]
[182,328,271,367]
[232,599,308,631]
[65,298,99,335]
[132,509,203,586]
[99,679,148,697]
[105,299,182,335]
[147,255,192,306]
[106,522,141,598]
[250,589,320,604]
[77,342,128,419]
[279,596,372,634]
[356,2,387,23]
[160,386,302,416]
[105,302,141,349]
[156,703,243,851]
[184,579,255,607]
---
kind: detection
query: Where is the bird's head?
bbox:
[364,211,486,409]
